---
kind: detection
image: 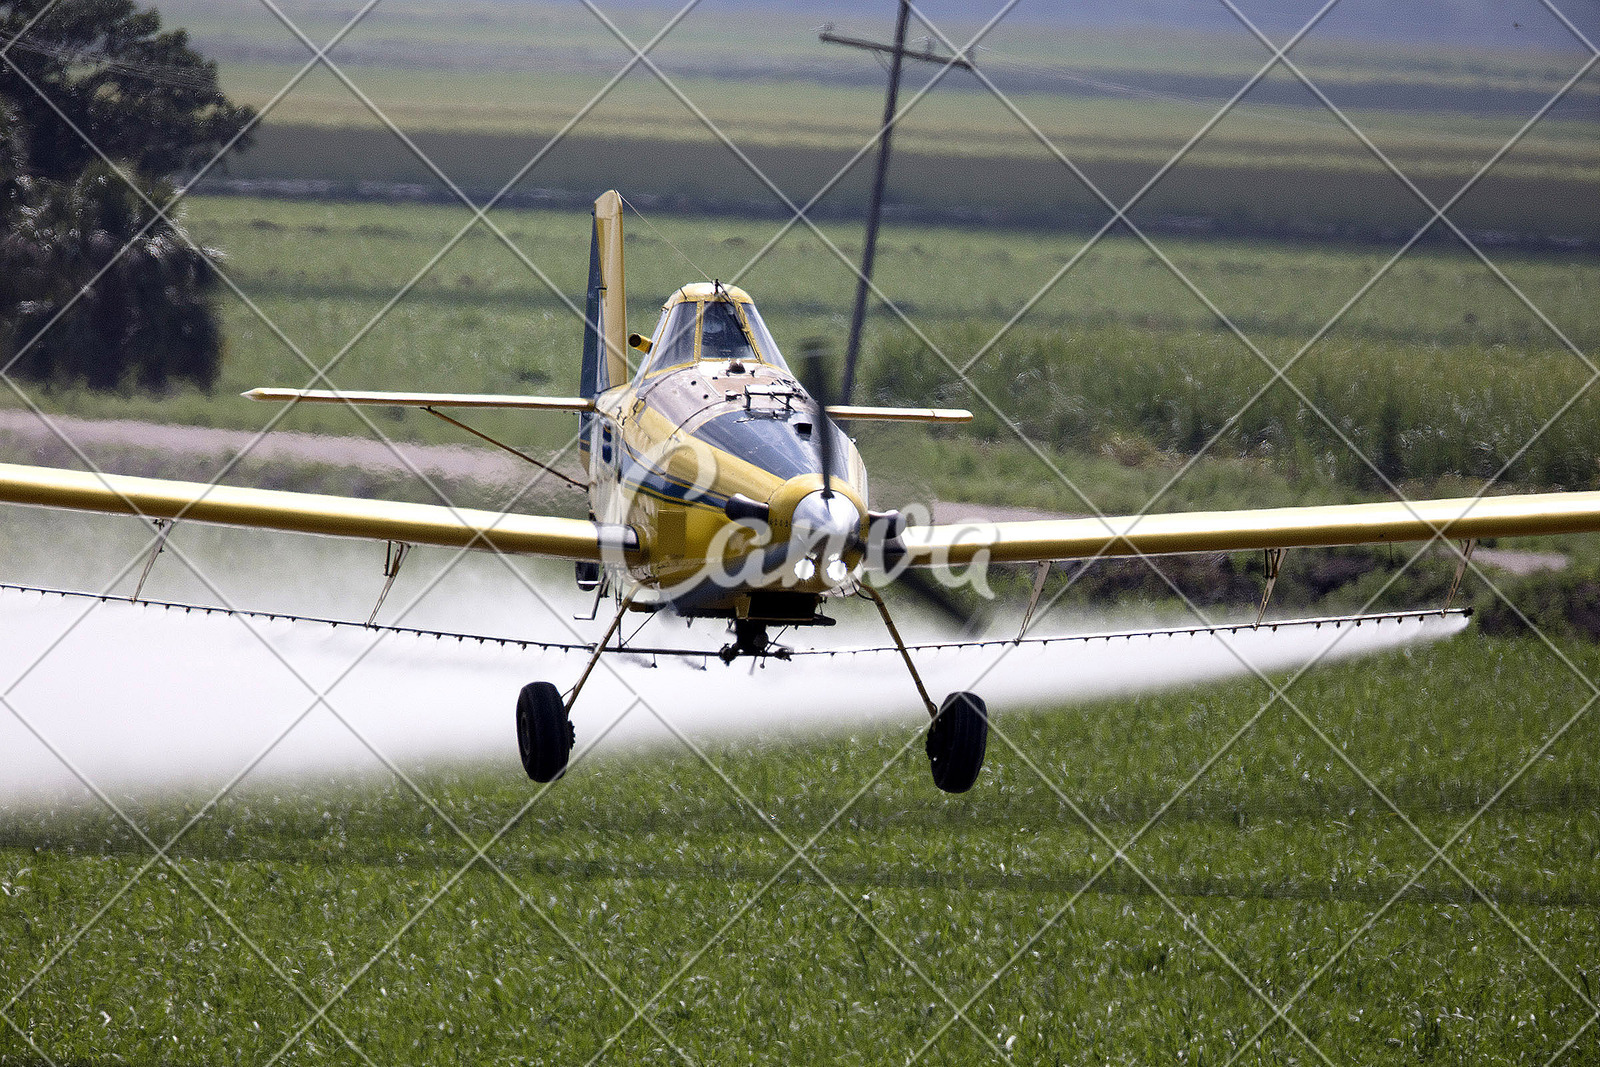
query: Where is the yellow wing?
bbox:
[899,491,1600,566]
[243,388,594,411]
[824,405,972,423]
[0,462,634,560]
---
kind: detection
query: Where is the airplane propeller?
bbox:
[798,337,837,501]
[798,337,987,637]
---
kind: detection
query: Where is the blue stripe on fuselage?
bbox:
[618,437,731,511]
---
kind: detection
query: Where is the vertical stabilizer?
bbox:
[580,217,604,415]
[587,191,628,395]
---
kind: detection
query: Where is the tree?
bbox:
[1,0,254,180]
[0,0,253,392]
[2,162,223,391]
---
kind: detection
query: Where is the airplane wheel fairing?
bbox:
[516,681,573,782]
[927,692,988,793]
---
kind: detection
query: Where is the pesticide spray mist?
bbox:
[0,515,1469,805]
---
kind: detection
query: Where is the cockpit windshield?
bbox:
[639,296,792,378]
[641,302,697,376]
[740,302,790,374]
[700,301,755,364]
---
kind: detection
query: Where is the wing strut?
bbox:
[1256,547,1287,625]
[1017,561,1052,640]
[1443,539,1477,614]
[861,584,938,718]
[367,541,411,626]
[132,518,173,601]
[421,406,586,490]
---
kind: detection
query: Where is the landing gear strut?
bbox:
[515,589,637,783]
[862,585,989,793]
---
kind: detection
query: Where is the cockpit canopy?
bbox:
[637,283,791,379]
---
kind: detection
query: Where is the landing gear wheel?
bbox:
[926,692,988,794]
[516,681,574,783]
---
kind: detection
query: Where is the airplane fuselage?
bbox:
[583,283,869,623]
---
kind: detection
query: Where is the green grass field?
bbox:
[153,0,1600,237]
[7,194,1596,512]
[4,6,1599,1062]
[2,637,1596,1064]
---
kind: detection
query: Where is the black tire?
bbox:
[516,681,574,783]
[926,691,988,793]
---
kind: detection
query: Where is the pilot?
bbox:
[701,303,752,364]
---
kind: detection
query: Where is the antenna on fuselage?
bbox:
[799,337,836,501]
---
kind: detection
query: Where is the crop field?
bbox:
[1,636,1596,1064]
[4,5,1599,1061]
[158,0,1600,237]
[6,194,1597,513]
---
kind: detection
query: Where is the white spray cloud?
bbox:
[0,512,1468,805]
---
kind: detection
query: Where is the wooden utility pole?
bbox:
[820,6,972,403]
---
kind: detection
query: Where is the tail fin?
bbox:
[579,190,628,406]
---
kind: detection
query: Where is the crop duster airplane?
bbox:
[4,190,1600,793]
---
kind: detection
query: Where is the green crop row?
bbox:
[3,635,1596,1064]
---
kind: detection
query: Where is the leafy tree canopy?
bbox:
[0,1,252,393]
[1,0,255,180]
